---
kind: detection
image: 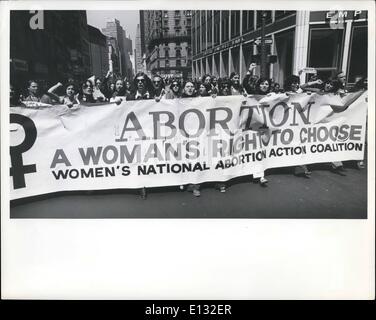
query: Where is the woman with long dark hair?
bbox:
[218,78,232,96]
[284,75,302,94]
[93,77,106,102]
[47,81,79,107]
[124,79,132,97]
[127,72,153,101]
[165,79,182,99]
[255,77,272,95]
[197,83,211,97]
[77,80,97,104]
[110,78,126,99]
[202,74,217,95]
[229,72,247,96]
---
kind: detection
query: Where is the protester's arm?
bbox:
[242,63,257,93]
[100,70,112,92]
[155,88,165,102]
[248,63,256,74]
[47,82,64,103]
[329,90,365,112]
[301,79,323,90]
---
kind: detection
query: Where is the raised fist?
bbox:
[249,63,257,69]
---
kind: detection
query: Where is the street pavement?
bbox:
[10,161,368,219]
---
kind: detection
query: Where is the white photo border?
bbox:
[1,0,375,299]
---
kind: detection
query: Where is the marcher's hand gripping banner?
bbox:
[10,91,367,200]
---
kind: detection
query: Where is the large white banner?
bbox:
[9,91,367,200]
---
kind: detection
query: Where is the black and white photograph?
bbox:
[1,0,374,301]
[8,7,369,218]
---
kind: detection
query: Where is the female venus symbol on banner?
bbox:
[10,114,37,189]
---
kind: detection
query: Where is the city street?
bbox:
[10,162,367,219]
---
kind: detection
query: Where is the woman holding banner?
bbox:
[251,77,275,186]
[284,75,312,178]
[126,72,155,199]
[180,81,202,196]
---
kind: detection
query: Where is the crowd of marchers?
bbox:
[10,63,367,199]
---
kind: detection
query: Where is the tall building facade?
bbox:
[10,10,91,88]
[140,10,192,78]
[107,37,122,76]
[88,25,108,78]
[135,24,144,73]
[123,34,134,79]
[101,19,133,79]
[191,10,368,87]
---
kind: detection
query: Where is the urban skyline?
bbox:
[10,10,368,87]
[87,10,138,47]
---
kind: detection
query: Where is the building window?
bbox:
[347,24,367,84]
[273,29,295,85]
[192,23,196,55]
[242,11,254,32]
[165,60,170,67]
[256,11,272,28]
[207,10,213,48]
[214,11,220,45]
[201,11,206,51]
[175,19,180,26]
[164,48,169,58]
[308,26,344,79]
[176,59,181,66]
[175,10,180,18]
[275,11,295,20]
[186,10,192,17]
[197,25,201,52]
[176,49,181,57]
[231,11,240,38]
[221,11,229,42]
